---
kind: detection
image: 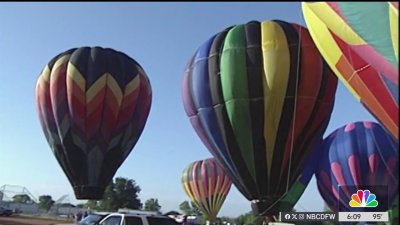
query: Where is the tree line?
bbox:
[1,177,348,225]
[1,177,160,213]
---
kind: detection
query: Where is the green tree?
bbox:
[144,198,162,214]
[179,201,191,215]
[234,212,264,225]
[12,194,33,204]
[85,200,100,210]
[234,212,250,225]
[38,195,55,212]
[191,202,202,216]
[179,201,202,216]
[216,216,235,225]
[99,177,142,211]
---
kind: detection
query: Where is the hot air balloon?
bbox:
[302,2,399,139]
[315,121,398,214]
[182,158,232,222]
[274,139,323,213]
[182,20,338,218]
[35,47,152,199]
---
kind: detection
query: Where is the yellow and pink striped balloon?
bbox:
[182,158,232,221]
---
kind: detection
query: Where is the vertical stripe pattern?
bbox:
[315,122,398,212]
[182,158,232,221]
[182,20,338,215]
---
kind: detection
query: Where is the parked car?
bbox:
[78,212,111,225]
[97,212,181,225]
[0,206,13,216]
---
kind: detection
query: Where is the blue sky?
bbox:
[0,2,377,217]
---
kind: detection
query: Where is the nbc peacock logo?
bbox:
[349,189,378,207]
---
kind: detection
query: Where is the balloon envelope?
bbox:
[315,121,398,212]
[182,158,232,221]
[302,2,399,139]
[182,20,338,216]
[265,140,323,215]
[35,47,152,199]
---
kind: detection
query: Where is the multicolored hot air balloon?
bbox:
[182,20,338,218]
[302,2,399,139]
[274,139,323,213]
[182,158,232,222]
[315,121,398,213]
[35,47,152,199]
